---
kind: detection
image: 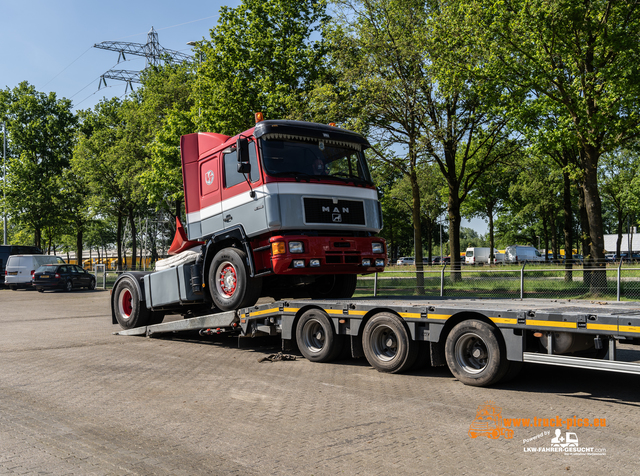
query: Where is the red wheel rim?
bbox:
[121,289,132,317]
[218,263,237,296]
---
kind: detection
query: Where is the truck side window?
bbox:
[223,150,244,188]
[224,143,260,188]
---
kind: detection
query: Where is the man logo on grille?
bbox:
[205,170,215,186]
[332,213,342,223]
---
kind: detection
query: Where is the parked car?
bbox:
[0,245,42,285]
[5,254,64,289]
[33,263,97,292]
[504,245,545,264]
[396,257,415,266]
[432,256,451,264]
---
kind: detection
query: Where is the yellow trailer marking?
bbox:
[427,314,451,320]
[586,323,618,332]
[619,325,640,334]
[490,317,518,325]
[399,312,421,319]
[526,319,577,329]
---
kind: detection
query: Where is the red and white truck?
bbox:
[112,119,386,327]
[111,119,640,388]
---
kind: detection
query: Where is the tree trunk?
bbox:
[117,213,123,271]
[34,227,41,250]
[76,228,83,270]
[410,170,424,294]
[578,187,592,289]
[487,203,495,263]
[129,208,137,271]
[563,169,573,282]
[448,191,462,282]
[581,146,607,293]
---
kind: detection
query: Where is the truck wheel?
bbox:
[363,312,417,373]
[113,278,150,329]
[308,274,358,299]
[445,319,509,387]
[296,309,344,362]
[148,311,165,325]
[208,248,262,311]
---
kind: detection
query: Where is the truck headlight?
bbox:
[375,259,385,267]
[310,259,320,267]
[362,259,371,266]
[289,241,304,253]
[372,243,384,253]
[293,260,305,268]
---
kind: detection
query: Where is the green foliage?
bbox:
[195,0,330,134]
[0,82,76,247]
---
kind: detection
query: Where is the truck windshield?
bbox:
[259,139,372,184]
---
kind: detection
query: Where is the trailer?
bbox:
[113,295,640,387]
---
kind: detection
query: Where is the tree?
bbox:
[194,0,330,135]
[0,82,76,248]
[449,0,640,290]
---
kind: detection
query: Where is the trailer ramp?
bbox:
[114,310,239,337]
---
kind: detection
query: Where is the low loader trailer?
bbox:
[113,294,640,387]
[111,118,640,387]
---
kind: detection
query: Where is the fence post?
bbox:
[617,260,623,301]
[374,272,378,297]
[440,264,447,297]
[520,262,527,299]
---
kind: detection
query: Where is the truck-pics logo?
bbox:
[204,170,215,186]
[468,401,514,439]
[468,400,608,456]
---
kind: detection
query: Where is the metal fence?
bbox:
[358,264,640,301]
[96,263,640,302]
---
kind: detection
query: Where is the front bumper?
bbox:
[269,235,386,275]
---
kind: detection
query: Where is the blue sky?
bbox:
[1,0,240,111]
[1,0,488,235]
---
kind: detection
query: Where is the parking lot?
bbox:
[1,288,640,475]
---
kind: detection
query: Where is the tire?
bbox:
[362,312,418,373]
[64,280,73,292]
[296,309,344,362]
[113,278,150,329]
[445,319,509,387]
[148,312,165,325]
[308,274,358,299]
[89,278,96,290]
[208,247,262,311]
[37,288,44,293]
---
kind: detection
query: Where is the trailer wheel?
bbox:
[308,274,358,299]
[296,309,344,362]
[363,312,417,373]
[208,248,261,311]
[113,278,149,329]
[445,319,508,387]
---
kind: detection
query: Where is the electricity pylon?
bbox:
[94,27,192,92]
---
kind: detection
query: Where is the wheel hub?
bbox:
[218,264,237,296]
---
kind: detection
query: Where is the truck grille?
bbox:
[303,198,365,225]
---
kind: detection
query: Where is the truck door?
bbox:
[195,153,224,238]
[220,142,268,236]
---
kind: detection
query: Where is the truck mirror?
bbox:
[236,137,251,174]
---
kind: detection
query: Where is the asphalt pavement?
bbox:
[1,287,639,475]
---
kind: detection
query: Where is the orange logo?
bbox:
[469,401,514,440]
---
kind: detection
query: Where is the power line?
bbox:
[41,46,93,89]
[109,15,218,41]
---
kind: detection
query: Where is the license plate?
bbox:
[41,275,49,279]
[8,271,17,275]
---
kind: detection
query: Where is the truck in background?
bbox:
[111,118,386,329]
[465,247,504,265]
[504,245,545,264]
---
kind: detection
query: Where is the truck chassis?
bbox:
[114,296,640,387]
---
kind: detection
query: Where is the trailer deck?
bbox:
[113,297,640,385]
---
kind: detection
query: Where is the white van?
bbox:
[5,255,65,289]
[504,245,545,264]
[465,247,502,265]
